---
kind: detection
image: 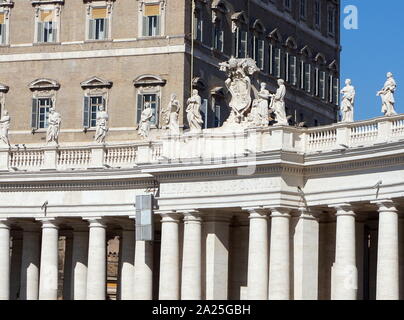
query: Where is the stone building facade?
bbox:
[0,0,340,146]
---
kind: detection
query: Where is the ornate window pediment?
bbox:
[133,74,166,88]
[315,53,327,65]
[328,60,338,73]
[0,83,9,93]
[29,78,60,91]
[300,45,313,58]
[268,28,282,43]
[285,36,297,50]
[0,1,14,8]
[231,11,247,32]
[80,76,113,89]
[211,0,227,23]
[31,0,64,5]
[192,77,206,91]
[252,19,265,34]
[210,86,225,99]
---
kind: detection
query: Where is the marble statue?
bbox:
[340,79,355,123]
[270,79,288,126]
[0,110,10,146]
[186,89,203,133]
[219,57,260,125]
[377,72,397,116]
[46,108,61,145]
[256,82,271,126]
[94,105,109,143]
[138,102,153,139]
[167,93,181,135]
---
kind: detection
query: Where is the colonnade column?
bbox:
[245,207,269,300]
[134,234,154,300]
[0,219,10,300]
[10,231,23,300]
[204,213,231,300]
[372,199,399,300]
[158,212,181,300]
[268,207,291,300]
[292,207,319,300]
[63,233,73,300]
[85,218,107,300]
[20,224,41,300]
[329,204,357,300]
[70,224,89,300]
[38,218,59,300]
[119,224,135,300]
[181,211,202,300]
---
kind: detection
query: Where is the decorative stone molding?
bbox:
[268,27,282,43]
[133,74,166,88]
[231,11,247,33]
[211,0,227,23]
[137,0,166,37]
[29,78,60,92]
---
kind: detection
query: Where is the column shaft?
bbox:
[331,205,357,300]
[134,240,153,299]
[0,221,10,300]
[119,229,135,300]
[63,235,73,300]
[71,229,89,300]
[20,230,40,300]
[10,235,23,300]
[181,212,202,300]
[247,210,268,300]
[375,201,399,300]
[38,220,59,300]
[86,219,107,300]
[268,208,290,300]
[158,213,180,300]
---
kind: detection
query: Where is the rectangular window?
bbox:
[288,55,297,86]
[90,96,104,127]
[89,7,108,40]
[271,47,281,78]
[300,0,306,18]
[214,105,221,128]
[333,77,339,105]
[328,7,336,35]
[235,28,247,58]
[32,98,52,129]
[201,99,208,129]
[213,22,224,52]
[37,10,56,43]
[314,1,321,27]
[137,93,159,125]
[0,13,5,45]
[284,0,291,10]
[194,10,203,42]
[254,37,264,70]
[319,71,326,99]
[143,4,161,37]
[304,63,311,93]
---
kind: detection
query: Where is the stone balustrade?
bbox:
[1,114,404,171]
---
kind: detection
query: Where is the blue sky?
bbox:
[341,0,404,120]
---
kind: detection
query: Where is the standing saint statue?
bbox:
[256,82,271,126]
[46,108,61,145]
[0,110,10,146]
[377,72,397,116]
[138,102,153,139]
[270,79,288,126]
[186,89,203,133]
[167,93,181,135]
[94,105,109,143]
[340,79,355,123]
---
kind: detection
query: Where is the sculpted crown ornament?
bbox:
[219,57,260,126]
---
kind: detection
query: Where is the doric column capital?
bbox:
[180,210,202,223]
[329,203,356,217]
[242,206,269,219]
[371,199,398,213]
[84,217,107,228]
[266,207,291,218]
[35,218,59,229]
[157,211,181,223]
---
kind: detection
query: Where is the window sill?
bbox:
[84,39,113,44]
[33,42,62,46]
[137,36,166,41]
[0,44,10,48]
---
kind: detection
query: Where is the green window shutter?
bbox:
[104,18,109,39]
[31,98,38,129]
[155,16,160,36]
[142,16,148,36]
[52,26,57,42]
[83,96,90,128]
[37,22,43,43]
[136,94,143,124]
[88,19,95,40]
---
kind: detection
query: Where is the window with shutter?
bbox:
[89,7,108,40]
[136,94,143,124]
[0,13,4,45]
[83,96,90,128]
[31,98,39,129]
[143,4,161,37]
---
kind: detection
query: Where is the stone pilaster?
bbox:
[372,199,399,300]
[85,218,107,300]
[329,204,357,300]
[244,207,269,300]
[37,218,59,300]
[158,212,181,300]
[268,207,291,300]
[0,219,10,300]
[181,210,202,300]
